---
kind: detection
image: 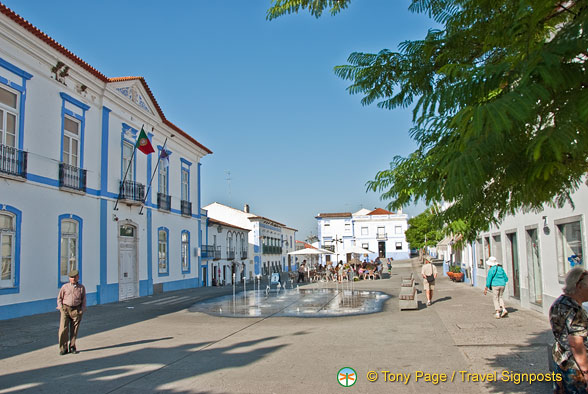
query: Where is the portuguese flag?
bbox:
[136,127,155,154]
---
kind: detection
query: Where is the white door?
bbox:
[119,224,138,301]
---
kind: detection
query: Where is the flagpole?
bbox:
[114,124,144,211]
[139,137,168,215]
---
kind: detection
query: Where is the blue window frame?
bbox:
[58,214,83,287]
[121,123,138,183]
[180,158,191,202]
[158,226,169,276]
[0,205,21,294]
[59,93,89,169]
[181,230,190,273]
[0,57,32,151]
[157,145,172,196]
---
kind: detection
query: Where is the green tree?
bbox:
[405,209,444,252]
[268,0,588,238]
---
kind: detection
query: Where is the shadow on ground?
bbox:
[0,335,288,393]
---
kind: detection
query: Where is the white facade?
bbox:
[452,184,588,316]
[317,208,410,264]
[200,216,249,286]
[203,203,297,277]
[0,6,210,319]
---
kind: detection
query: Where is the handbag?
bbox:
[426,265,435,283]
[488,266,498,290]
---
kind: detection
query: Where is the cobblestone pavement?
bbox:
[0,259,554,393]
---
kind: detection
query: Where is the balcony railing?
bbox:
[118,180,145,203]
[59,162,86,192]
[0,144,27,179]
[227,247,235,260]
[376,232,387,240]
[181,200,192,216]
[262,245,282,255]
[213,246,221,260]
[322,245,335,253]
[241,250,248,259]
[157,193,171,211]
[201,245,215,258]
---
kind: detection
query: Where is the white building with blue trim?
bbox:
[203,203,297,277]
[316,208,409,263]
[0,4,211,319]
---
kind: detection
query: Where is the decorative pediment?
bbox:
[111,80,155,115]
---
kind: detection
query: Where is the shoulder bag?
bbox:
[426,265,435,283]
[488,267,498,290]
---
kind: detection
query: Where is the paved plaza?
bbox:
[0,259,554,393]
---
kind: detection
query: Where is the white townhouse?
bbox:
[200,216,249,287]
[0,4,211,319]
[203,203,297,278]
[316,208,409,264]
[452,184,587,316]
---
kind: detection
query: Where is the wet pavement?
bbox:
[189,288,390,318]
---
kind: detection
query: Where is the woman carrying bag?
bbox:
[483,256,509,318]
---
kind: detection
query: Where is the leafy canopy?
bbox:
[404,208,444,250]
[267,0,588,239]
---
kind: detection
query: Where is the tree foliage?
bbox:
[404,208,444,250]
[268,0,588,239]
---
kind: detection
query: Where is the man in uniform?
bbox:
[57,269,86,355]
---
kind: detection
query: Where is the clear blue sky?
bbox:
[4,0,434,239]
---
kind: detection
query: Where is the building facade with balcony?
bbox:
[316,208,409,264]
[200,218,249,286]
[0,4,211,319]
[202,203,297,278]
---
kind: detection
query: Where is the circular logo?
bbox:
[337,367,357,387]
[139,139,148,146]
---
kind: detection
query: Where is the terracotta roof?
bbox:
[367,208,394,216]
[208,218,250,232]
[108,77,211,154]
[316,212,352,218]
[0,4,212,155]
[295,241,318,249]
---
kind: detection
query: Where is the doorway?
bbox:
[118,223,138,301]
[378,242,386,258]
[506,232,520,299]
[526,228,543,305]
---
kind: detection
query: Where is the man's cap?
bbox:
[68,269,79,277]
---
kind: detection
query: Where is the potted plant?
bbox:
[448,265,464,282]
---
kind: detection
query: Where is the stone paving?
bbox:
[0,259,554,393]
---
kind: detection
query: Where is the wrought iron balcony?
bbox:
[157,193,171,211]
[0,144,27,179]
[118,180,145,203]
[376,232,387,240]
[201,245,215,258]
[59,162,86,192]
[213,246,221,260]
[181,200,192,216]
[227,247,235,260]
[241,250,248,259]
[322,245,335,253]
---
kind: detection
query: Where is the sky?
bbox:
[3,0,435,239]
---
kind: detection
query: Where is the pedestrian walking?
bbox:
[421,259,437,306]
[549,267,588,393]
[57,269,86,355]
[297,260,306,283]
[483,256,509,318]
